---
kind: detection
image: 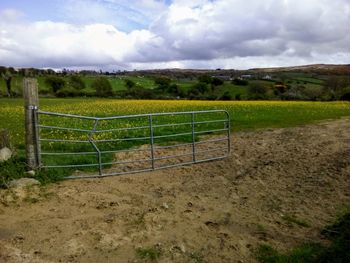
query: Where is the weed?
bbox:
[255,210,350,263]
[281,214,310,228]
[23,197,39,203]
[135,246,161,262]
[188,251,204,263]
[0,156,27,188]
[0,156,67,189]
[266,197,282,212]
[256,224,267,233]
[35,168,68,185]
[256,243,322,263]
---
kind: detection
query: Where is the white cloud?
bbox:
[0,0,350,69]
[0,8,25,21]
[60,0,169,31]
[0,19,155,68]
[146,0,350,60]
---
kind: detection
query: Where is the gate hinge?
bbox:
[27,105,38,110]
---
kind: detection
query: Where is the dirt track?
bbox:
[1,118,350,263]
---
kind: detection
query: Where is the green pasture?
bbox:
[1,98,349,148]
[0,98,349,183]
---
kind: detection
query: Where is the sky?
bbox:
[0,0,349,70]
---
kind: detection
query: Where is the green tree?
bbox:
[69,75,85,90]
[211,77,224,87]
[219,91,232,100]
[167,83,179,94]
[325,76,350,99]
[92,77,113,97]
[248,82,268,99]
[188,82,208,96]
[303,86,323,101]
[45,76,65,93]
[198,74,212,84]
[0,67,15,97]
[124,79,136,90]
[154,77,171,91]
[232,78,248,86]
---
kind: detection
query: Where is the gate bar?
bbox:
[148,115,155,170]
[36,109,231,178]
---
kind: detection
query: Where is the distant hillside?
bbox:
[248,64,350,75]
[124,64,350,78]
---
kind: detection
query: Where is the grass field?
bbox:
[0,98,349,184]
[1,98,349,147]
[1,74,329,100]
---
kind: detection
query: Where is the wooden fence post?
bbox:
[23,78,40,171]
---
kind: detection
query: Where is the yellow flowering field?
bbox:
[0,98,349,147]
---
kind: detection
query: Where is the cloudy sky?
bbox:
[0,0,349,70]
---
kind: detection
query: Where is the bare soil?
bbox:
[1,118,350,263]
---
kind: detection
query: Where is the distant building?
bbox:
[262,74,272,80]
[241,74,252,79]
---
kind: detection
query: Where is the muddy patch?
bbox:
[0,118,349,262]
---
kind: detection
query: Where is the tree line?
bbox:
[0,66,350,101]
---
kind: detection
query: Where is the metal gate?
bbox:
[35,109,230,179]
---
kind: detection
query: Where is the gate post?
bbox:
[23,78,40,171]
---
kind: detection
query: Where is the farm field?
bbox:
[0,117,349,262]
[1,72,334,101]
[1,98,350,148]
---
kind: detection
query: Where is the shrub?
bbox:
[339,87,350,101]
[189,82,208,94]
[211,77,224,86]
[0,156,27,189]
[45,76,65,93]
[248,83,268,99]
[92,77,113,97]
[122,86,156,99]
[69,75,85,90]
[56,86,81,97]
[198,74,212,84]
[303,86,323,101]
[232,78,249,86]
[154,76,171,91]
[124,79,136,90]
[219,91,232,100]
[167,83,179,94]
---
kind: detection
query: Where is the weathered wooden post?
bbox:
[23,78,40,171]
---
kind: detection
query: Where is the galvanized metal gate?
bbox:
[35,109,230,179]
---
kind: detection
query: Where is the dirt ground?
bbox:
[1,117,350,263]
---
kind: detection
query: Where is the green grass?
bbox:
[0,98,349,181]
[0,156,68,188]
[256,243,323,263]
[136,246,162,262]
[255,211,350,263]
[1,99,349,147]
